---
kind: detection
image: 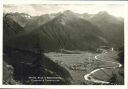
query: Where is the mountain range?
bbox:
[5,10,114,52]
[6,11,124,48]
[3,10,124,85]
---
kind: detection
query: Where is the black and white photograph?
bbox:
[3,4,125,85]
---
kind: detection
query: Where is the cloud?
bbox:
[3,4,125,17]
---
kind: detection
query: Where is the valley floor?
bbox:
[44,50,120,84]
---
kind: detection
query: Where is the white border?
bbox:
[0,0,128,89]
[2,1,128,4]
[0,0,3,86]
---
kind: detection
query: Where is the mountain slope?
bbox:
[24,14,58,31]
[33,10,108,51]
[89,11,124,47]
[4,45,72,84]
[4,12,31,27]
[3,14,25,43]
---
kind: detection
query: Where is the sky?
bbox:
[3,4,125,17]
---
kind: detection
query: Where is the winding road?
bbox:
[84,50,122,84]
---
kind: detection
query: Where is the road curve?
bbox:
[84,51,122,84]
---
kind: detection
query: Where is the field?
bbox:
[44,50,119,84]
